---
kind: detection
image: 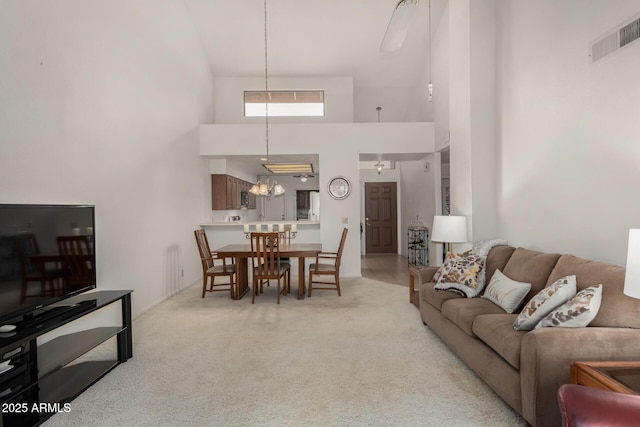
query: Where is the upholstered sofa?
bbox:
[413,245,640,427]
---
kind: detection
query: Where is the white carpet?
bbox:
[44,277,526,427]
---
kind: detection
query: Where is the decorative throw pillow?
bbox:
[435,252,483,292]
[513,275,577,331]
[432,250,473,283]
[432,252,456,283]
[481,269,532,313]
[535,284,603,329]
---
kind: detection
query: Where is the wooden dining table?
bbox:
[213,242,322,300]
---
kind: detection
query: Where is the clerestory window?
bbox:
[244,90,324,117]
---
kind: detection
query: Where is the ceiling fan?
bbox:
[293,174,316,182]
[380,0,420,52]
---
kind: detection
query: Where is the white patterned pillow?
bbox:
[513,275,577,331]
[535,284,602,329]
[481,269,532,313]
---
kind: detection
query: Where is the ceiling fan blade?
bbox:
[380,0,419,53]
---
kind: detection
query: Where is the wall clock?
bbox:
[328,176,351,200]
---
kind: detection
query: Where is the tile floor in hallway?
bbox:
[360,253,411,287]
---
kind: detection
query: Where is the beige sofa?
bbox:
[414,245,640,427]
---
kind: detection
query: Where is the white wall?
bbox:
[0,0,214,318]
[469,0,498,242]
[354,86,426,123]
[496,0,640,265]
[432,0,451,152]
[214,77,354,123]
[397,159,437,263]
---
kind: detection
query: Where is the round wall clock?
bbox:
[328,176,351,200]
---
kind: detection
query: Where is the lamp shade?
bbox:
[624,229,640,299]
[431,215,468,243]
[273,183,285,195]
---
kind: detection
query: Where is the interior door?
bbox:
[364,182,398,253]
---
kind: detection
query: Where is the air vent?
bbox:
[620,17,640,47]
[591,32,618,62]
[591,12,640,63]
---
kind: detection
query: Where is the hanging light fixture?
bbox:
[250,0,285,197]
[427,0,433,103]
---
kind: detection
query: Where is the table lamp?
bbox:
[431,215,468,255]
[624,229,640,299]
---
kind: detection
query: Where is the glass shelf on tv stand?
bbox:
[0,290,133,427]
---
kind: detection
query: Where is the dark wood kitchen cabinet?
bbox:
[211,175,256,210]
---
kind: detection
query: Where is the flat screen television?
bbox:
[0,204,96,325]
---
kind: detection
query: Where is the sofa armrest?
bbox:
[412,266,439,284]
[520,327,640,427]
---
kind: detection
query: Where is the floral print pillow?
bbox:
[535,284,603,329]
[513,275,576,331]
[432,250,473,283]
[434,251,485,297]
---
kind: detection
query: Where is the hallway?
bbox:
[361,254,411,287]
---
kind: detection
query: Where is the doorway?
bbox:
[364,182,398,254]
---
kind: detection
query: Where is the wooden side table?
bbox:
[571,361,640,394]
[409,266,420,308]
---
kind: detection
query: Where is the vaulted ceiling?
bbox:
[183,0,438,122]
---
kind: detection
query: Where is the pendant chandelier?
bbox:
[249,0,284,197]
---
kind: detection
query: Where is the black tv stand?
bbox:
[0,290,133,427]
[21,300,98,330]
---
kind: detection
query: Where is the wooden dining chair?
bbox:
[15,233,63,302]
[56,235,95,292]
[277,225,292,264]
[250,232,290,304]
[308,227,348,297]
[194,229,236,299]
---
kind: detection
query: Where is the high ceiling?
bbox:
[184,0,432,95]
[185,0,442,171]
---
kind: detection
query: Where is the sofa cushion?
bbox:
[536,284,603,328]
[441,298,506,337]
[420,282,463,311]
[472,240,510,290]
[473,314,526,369]
[513,275,577,331]
[503,247,561,305]
[482,269,532,314]
[485,245,516,285]
[547,254,640,328]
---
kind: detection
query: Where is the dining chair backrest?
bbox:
[279,225,291,245]
[13,233,41,274]
[335,227,349,270]
[250,232,284,279]
[194,229,214,269]
[56,235,94,287]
